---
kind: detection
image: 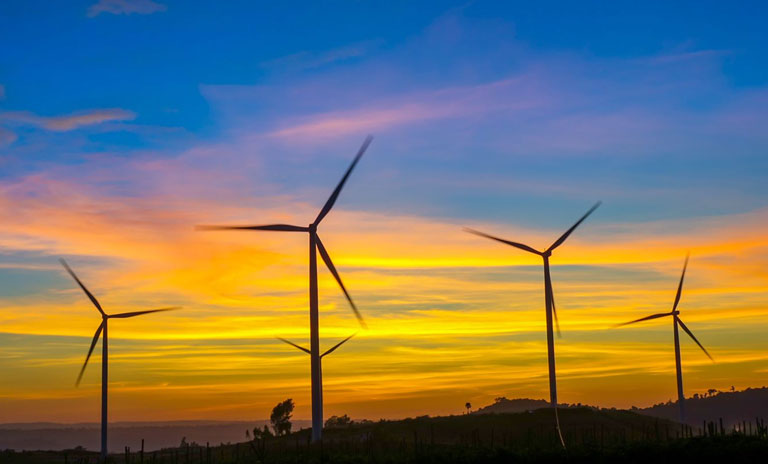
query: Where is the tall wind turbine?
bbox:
[197,136,372,442]
[61,259,178,462]
[464,202,601,447]
[616,254,713,423]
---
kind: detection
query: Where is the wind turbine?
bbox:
[61,259,178,462]
[276,333,356,413]
[616,254,713,423]
[464,202,601,447]
[197,136,372,442]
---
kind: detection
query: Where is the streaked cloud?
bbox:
[262,40,383,72]
[266,76,546,140]
[87,0,167,17]
[0,108,136,132]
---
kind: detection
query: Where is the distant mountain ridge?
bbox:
[637,387,768,427]
[473,387,768,429]
[5,388,767,451]
[0,420,311,452]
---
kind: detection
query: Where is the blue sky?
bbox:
[1,1,768,422]
[2,1,767,226]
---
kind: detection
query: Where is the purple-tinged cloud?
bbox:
[262,40,383,72]
[0,109,136,132]
[264,76,548,140]
[87,0,167,17]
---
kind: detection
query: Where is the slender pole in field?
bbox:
[673,315,685,422]
[309,229,323,441]
[101,321,108,462]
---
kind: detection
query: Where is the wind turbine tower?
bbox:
[198,136,372,441]
[465,202,601,447]
[616,254,713,423]
[61,259,178,462]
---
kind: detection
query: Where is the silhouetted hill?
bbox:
[637,387,768,427]
[473,397,551,414]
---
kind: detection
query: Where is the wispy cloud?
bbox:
[87,0,167,18]
[266,76,546,140]
[0,108,136,132]
[262,40,383,72]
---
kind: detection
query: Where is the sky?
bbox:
[1,0,768,424]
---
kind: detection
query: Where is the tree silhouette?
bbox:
[325,414,352,428]
[270,399,295,436]
[254,425,272,440]
[465,402,472,414]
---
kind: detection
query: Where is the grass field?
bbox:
[3,408,767,463]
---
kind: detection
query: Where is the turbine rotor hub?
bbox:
[309,223,317,232]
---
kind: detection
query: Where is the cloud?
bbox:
[87,0,167,17]
[2,130,768,422]
[262,40,383,72]
[0,108,136,132]
[0,127,17,146]
[265,76,547,140]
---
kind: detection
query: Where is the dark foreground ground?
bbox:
[3,408,767,463]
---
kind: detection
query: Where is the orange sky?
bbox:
[1,169,767,423]
[3,1,768,427]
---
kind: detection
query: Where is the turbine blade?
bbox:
[677,318,713,361]
[315,135,373,225]
[548,280,561,338]
[321,333,356,358]
[463,228,541,255]
[276,337,311,355]
[109,307,180,319]
[672,253,690,312]
[547,202,601,252]
[60,259,104,315]
[614,312,672,327]
[76,322,104,386]
[316,235,367,329]
[196,224,308,232]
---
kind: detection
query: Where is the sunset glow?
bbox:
[1,1,767,426]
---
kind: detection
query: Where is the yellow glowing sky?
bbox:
[1,168,767,423]
[3,4,768,423]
